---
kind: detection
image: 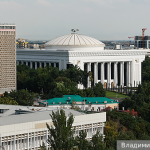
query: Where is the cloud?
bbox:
[82,0,130,7]
[37,0,53,7]
[0,1,24,10]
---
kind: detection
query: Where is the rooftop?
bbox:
[45,33,105,47]
[43,95,118,106]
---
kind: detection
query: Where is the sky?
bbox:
[0,0,150,41]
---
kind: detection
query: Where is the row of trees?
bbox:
[17,64,105,100]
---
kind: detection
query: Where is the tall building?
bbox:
[135,36,150,49]
[0,24,16,94]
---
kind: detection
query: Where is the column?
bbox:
[0,137,2,150]
[46,130,48,150]
[101,63,104,86]
[122,62,124,86]
[120,62,123,86]
[49,62,51,67]
[30,62,32,69]
[87,63,91,88]
[94,62,98,85]
[139,60,141,84]
[44,62,46,67]
[64,60,67,70]
[21,61,23,65]
[26,62,28,66]
[17,61,19,65]
[35,62,37,69]
[114,62,118,87]
[92,123,93,137]
[13,135,16,150]
[126,62,129,87]
[107,62,111,88]
[39,62,42,68]
[27,133,29,150]
[54,63,56,67]
[33,132,35,150]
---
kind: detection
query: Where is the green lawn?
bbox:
[106,91,129,98]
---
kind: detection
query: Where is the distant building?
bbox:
[28,44,39,49]
[135,36,150,49]
[39,95,119,111]
[0,24,16,94]
[16,38,28,48]
[0,104,106,149]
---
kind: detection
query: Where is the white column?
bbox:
[122,62,124,86]
[26,62,28,66]
[101,62,104,86]
[131,60,134,86]
[107,62,111,88]
[21,61,23,65]
[64,60,67,70]
[44,62,46,67]
[126,62,129,87]
[87,63,91,88]
[0,137,2,150]
[49,62,51,66]
[46,130,48,150]
[114,62,118,87]
[39,62,42,68]
[92,123,93,137]
[54,63,56,67]
[13,135,16,150]
[17,61,19,65]
[33,132,35,150]
[94,62,98,85]
[27,133,29,150]
[139,60,141,84]
[120,62,123,86]
[35,62,37,69]
[30,62,32,69]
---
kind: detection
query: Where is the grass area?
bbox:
[106,91,129,98]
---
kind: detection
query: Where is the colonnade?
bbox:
[17,61,58,69]
[0,123,104,150]
[85,61,136,88]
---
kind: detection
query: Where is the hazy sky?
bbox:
[0,0,150,40]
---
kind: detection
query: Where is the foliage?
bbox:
[90,131,106,150]
[3,90,35,106]
[46,109,75,150]
[93,82,106,97]
[0,96,18,105]
[76,130,89,150]
[40,142,46,150]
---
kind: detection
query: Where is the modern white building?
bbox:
[17,31,148,88]
[0,105,106,150]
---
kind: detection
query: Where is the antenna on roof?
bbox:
[71,29,79,33]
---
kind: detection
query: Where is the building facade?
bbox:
[40,95,119,111]
[17,32,148,89]
[135,36,150,49]
[0,24,16,94]
[0,106,106,150]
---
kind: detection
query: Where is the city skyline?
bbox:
[0,0,150,40]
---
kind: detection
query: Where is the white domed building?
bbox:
[17,31,148,89]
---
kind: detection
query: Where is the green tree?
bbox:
[0,97,18,105]
[46,109,75,150]
[76,130,90,150]
[90,131,106,150]
[93,82,106,97]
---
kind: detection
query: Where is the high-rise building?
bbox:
[0,24,16,94]
[135,36,150,49]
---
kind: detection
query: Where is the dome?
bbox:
[45,33,105,47]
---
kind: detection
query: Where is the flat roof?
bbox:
[43,95,118,105]
[0,108,85,126]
